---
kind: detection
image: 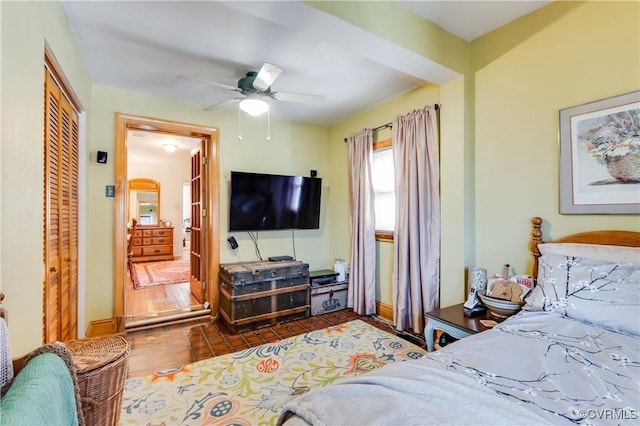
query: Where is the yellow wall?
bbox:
[2,0,639,355]
[472,0,640,277]
[439,76,470,306]
[326,0,639,310]
[327,78,469,309]
[322,1,472,308]
[87,86,331,323]
[316,1,472,309]
[0,1,93,355]
[327,84,445,305]
[307,0,469,75]
[0,0,329,354]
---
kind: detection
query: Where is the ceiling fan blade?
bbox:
[252,63,282,91]
[202,97,243,111]
[177,75,240,92]
[272,91,324,103]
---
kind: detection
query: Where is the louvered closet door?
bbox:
[44,67,79,343]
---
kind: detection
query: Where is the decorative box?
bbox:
[310,281,348,316]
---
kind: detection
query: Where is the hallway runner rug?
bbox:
[131,259,190,289]
[120,319,426,425]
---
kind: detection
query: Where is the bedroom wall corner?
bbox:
[472,0,640,279]
[87,85,331,324]
[439,76,469,308]
[327,83,446,309]
[314,0,471,312]
[0,0,92,356]
[306,0,469,76]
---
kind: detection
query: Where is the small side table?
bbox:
[424,303,503,351]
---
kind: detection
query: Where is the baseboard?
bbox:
[376,301,394,323]
[85,317,123,337]
[373,301,425,348]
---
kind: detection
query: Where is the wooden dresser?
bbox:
[130,226,174,262]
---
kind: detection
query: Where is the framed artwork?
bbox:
[559,90,640,214]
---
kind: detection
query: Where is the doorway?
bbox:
[114,113,220,332]
[126,135,198,325]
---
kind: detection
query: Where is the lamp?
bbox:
[239,98,269,116]
[163,143,177,153]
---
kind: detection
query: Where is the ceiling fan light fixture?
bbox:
[163,143,178,153]
[239,98,269,116]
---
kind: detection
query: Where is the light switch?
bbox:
[106,185,115,197]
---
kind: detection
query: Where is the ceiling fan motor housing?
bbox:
[238,71,271,96]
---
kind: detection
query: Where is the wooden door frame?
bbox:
[114,113,220,331]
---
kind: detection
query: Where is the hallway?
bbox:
[126,241,203,326]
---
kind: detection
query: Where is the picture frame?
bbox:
[559,90,640,214]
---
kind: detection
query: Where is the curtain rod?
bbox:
[343,104,439,142]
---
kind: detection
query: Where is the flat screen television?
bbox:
[229,171,322,231]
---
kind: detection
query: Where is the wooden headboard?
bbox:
[0,292,5,321]
[529,216,640,280]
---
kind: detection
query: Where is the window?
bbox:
[372,138,394,242]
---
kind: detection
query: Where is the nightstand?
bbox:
[424,303,503,351]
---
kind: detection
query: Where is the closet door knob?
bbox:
[49,266,57,273]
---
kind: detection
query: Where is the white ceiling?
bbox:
[62,1,550,128]
[127,131,198,163]
[397,1,552,42]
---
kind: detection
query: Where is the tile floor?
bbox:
[125,309,423,379]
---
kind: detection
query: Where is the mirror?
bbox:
[128,178,160,226]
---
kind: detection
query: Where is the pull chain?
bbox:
[266,108,271,142]
[237,105,243,141]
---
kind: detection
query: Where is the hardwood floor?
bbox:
[124,309,421,379]
[125,281,200,317]
[125,242,202,325]
[122,244,427,379]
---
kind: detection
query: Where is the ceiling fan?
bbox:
[178,62,323,116]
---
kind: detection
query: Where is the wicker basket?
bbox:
[65,336,130,426]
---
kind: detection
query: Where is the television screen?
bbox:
[229,171,322,231]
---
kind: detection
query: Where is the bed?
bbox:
[278,217,640,425]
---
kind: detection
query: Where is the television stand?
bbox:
[269,255,294,262]
[219,260,310,333]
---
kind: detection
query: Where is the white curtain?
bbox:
[346,129,377,315]
[392,105,440,333]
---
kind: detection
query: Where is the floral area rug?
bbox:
[120,319,426,425]
[131,259,189,289]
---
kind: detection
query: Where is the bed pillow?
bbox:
[525,253,640,336]
[538,243,640,263]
